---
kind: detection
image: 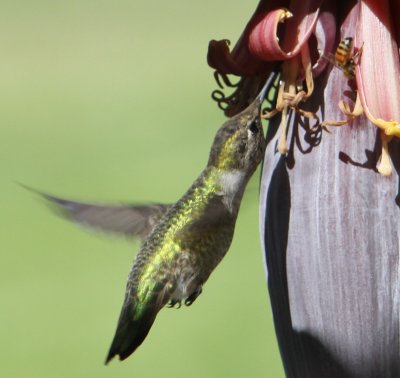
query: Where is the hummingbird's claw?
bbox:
[184,287,203,306]
[167,299,182,309]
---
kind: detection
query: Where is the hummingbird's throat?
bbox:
[217,169,246,213]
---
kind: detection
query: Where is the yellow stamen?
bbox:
[322,92,363,129]
[359,102,400,175]
[278,105,289,153]
[321,92,398,176]
[377,132,393,176]
[263,47,317,154]
[378,120,400,137]
[301,44,314,99]
[278,9,293,23]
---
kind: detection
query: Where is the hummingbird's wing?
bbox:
[24,186,171,239]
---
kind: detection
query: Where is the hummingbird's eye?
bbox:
[248,120,259,134]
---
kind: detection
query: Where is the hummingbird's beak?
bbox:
[257,70,280,104]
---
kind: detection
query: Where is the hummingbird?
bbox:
[28,72,277,363]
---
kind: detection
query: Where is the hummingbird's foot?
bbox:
[184,287,203,306]
[167,299,182,309]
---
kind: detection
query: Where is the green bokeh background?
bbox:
[1,1,284,377]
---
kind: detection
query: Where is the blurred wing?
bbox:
[24,186,171,239]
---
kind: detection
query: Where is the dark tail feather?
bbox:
[105,303,158,364]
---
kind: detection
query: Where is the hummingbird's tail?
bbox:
[105,306,155,363]
[105,287,168,364]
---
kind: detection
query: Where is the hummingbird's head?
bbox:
[207,98,266,176]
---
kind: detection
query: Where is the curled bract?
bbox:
[208,0,400,176]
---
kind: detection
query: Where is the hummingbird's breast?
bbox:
[130,167,241,303]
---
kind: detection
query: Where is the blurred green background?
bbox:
[0,1,284,377]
